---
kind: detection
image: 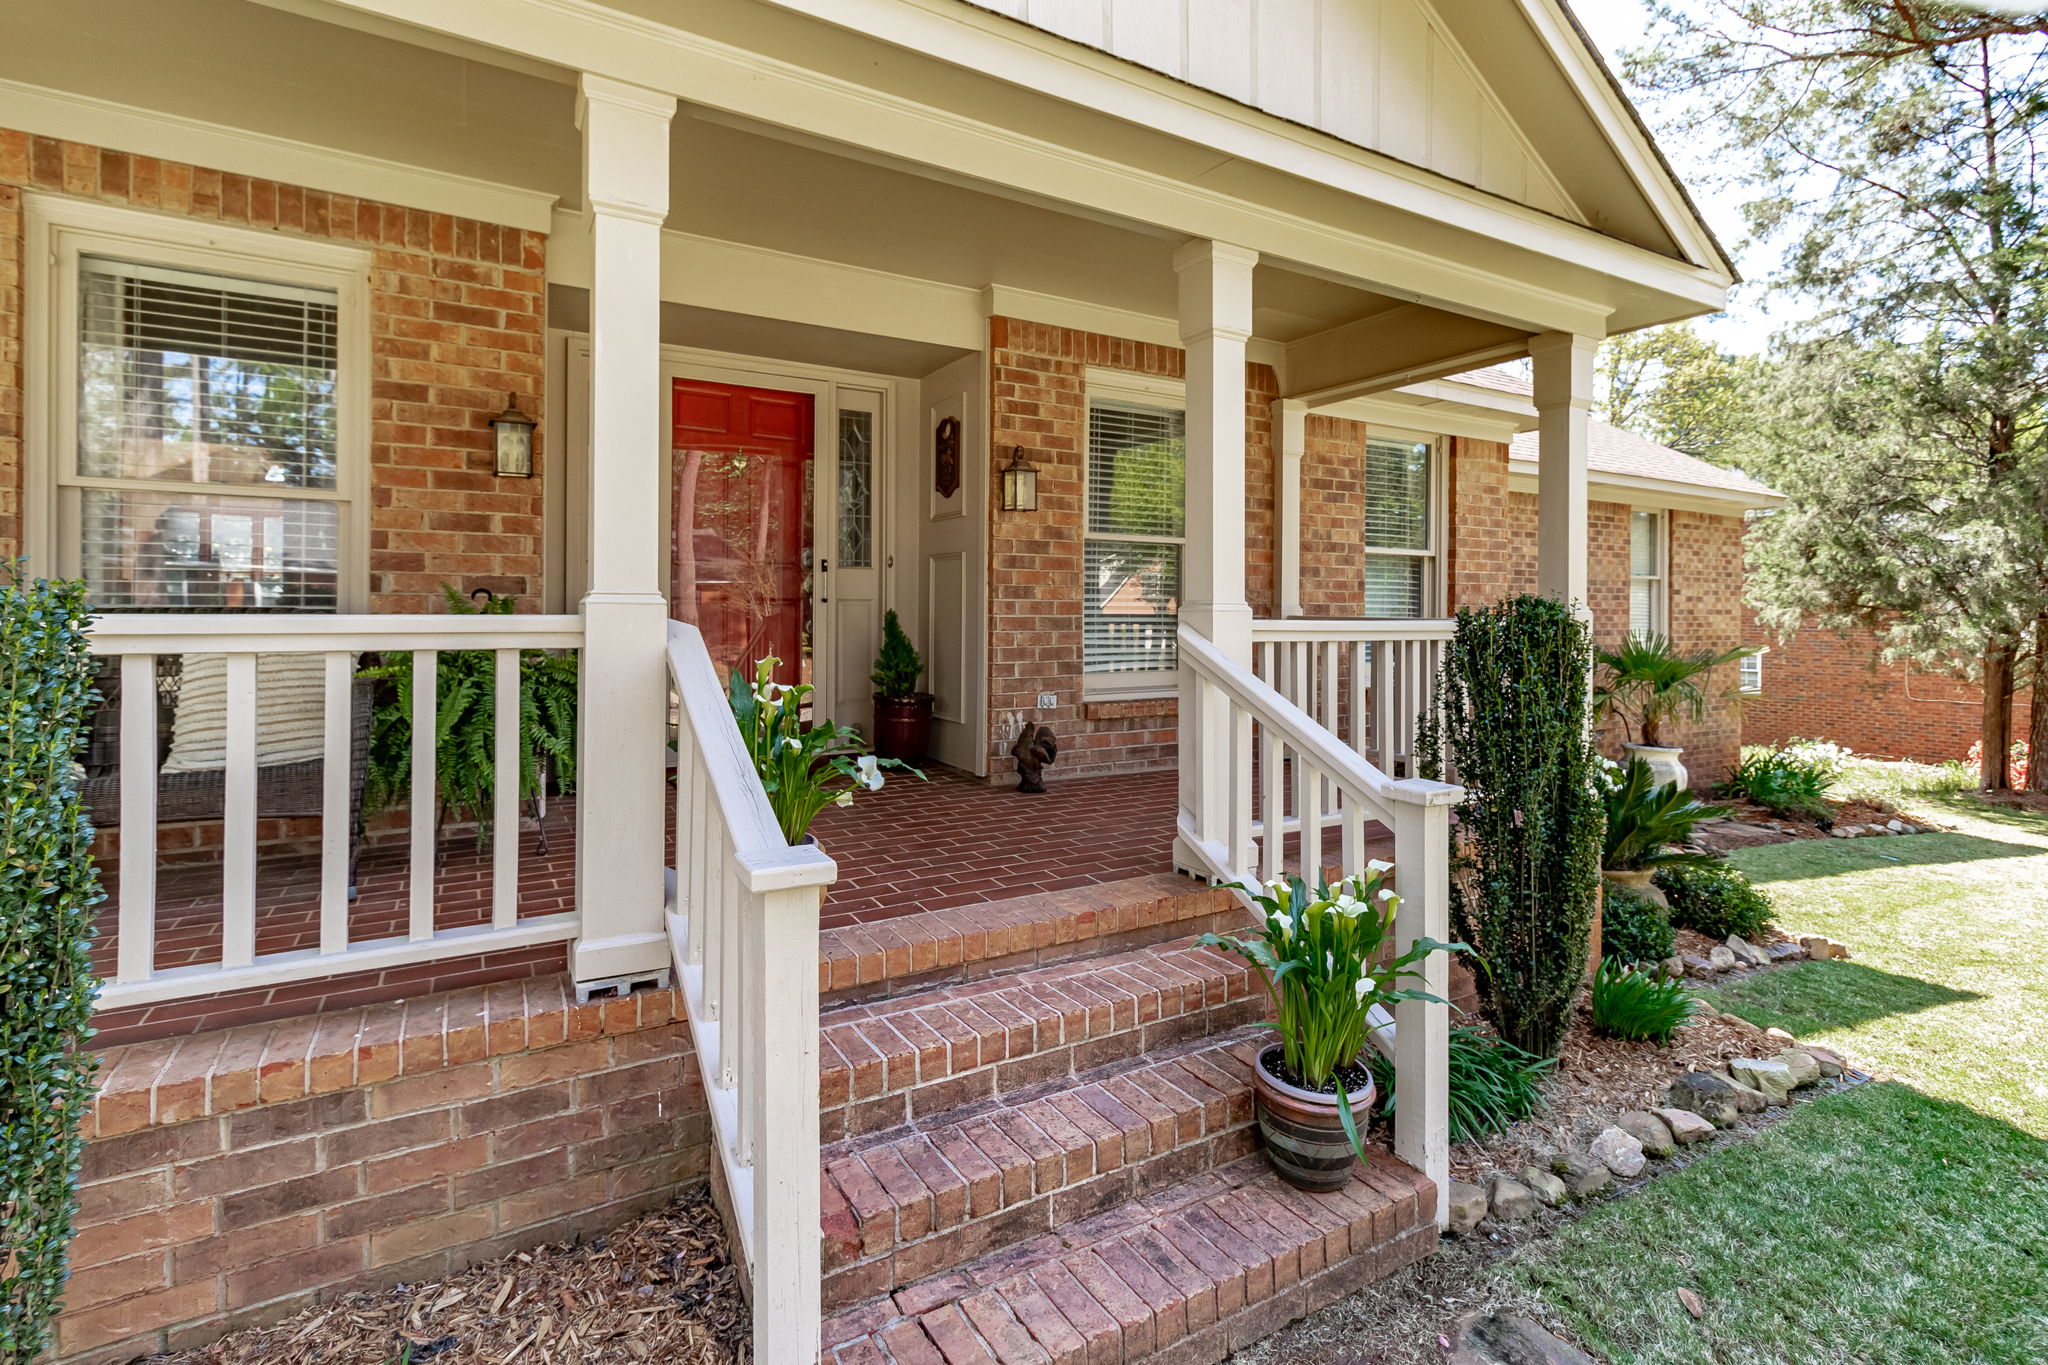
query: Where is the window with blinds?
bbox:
[1084,396,1185,680]
[70,254,346,611]
[1363,435,1433,618]
[1629,509,1665,638]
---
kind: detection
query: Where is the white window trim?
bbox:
[1739,647,1766,694]
[24,196,373,611]
[1628,507,1668,639]
[1083,370,1186,701]
[1361,424,1447,620]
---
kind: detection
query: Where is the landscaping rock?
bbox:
[1654,1106,1717,1144]
[1707,944,1739,972]
[1666,1072,1742,1127]
[1725,935,1771,968]
[1887,819,1907,832]
[1488,1176,1539,1223]
[1722,1075,1772,1112]
[1518,1166,1569,1207]
[1766,941,1807,962]
[1776,1048,1822,1088]
[1658,955,1686,980]
[1444,1310,1599,1365]
[1730,1057,1796,1101]
[1552,1152,1614,1197]
[1682,954,1719,978]
[1616,1110,1676,1157]
[1800,934,1850,960]
[1447,1180,1489,1233]
[1804,1044,1848,1078]
[1589,1126,1647,1177]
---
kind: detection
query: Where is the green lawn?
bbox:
[1499,773,2048,1363]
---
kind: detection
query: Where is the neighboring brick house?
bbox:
[1,0,1749,1359]
[1740,608,2033,764]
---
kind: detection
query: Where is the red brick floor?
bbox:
[90,767,1187,974]
[809,766,1181,929]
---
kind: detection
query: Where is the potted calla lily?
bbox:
[728,657,921,845]
[1198,865,1460,1192]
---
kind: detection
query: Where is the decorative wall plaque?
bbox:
[933,415,962,499]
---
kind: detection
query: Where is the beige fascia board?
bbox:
[1317,393,1525,443]
[549,210,985,350]
[1286,340,1536,406]
[982,285,1288,370]
[1400,378,1539,427]
[1506,459,1784,513]
[294,0,1729,330]
[0,76,557,231]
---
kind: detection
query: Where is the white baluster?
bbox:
[409,650,438,942]
[1297,755,1323,881]
[1230,702,1254,881]
[222,653,258,968]
[115,653,157,983]
[320,651,352,955]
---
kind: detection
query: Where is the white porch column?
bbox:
[1272,397,1306,619]
[1529,332,1599,609]
[572,74,676,989]
[1175,240,1257,875]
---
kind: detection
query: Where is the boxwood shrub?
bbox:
[1654,861,1775,941]
[0,563,103,1359]
[1601,882,1676,965]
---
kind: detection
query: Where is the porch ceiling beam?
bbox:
[276,0,1725,336]
[1284,314,1537,406]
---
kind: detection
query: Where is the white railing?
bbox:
[88,614,584,1010]
[1251,617,1454,781]
[1176,623,1460,1222]
[663,620,835,1364]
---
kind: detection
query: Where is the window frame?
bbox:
[1360,426,1446,620]
[1628,507,1668,639]
[1739,647,1765,695]
[1082,369,1187,700]
[25,196,372,612]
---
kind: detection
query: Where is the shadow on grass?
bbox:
[1703,959,1984,1036]
[1732,830,2045,885]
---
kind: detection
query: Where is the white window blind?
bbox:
[1629,509,1665,638]
[1084,397,1184,678]
[1363,435,1433,618]
[72,255,345,611]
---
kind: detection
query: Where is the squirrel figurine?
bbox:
[1011,721,1058,794]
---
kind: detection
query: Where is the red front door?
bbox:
[671,379,816,692]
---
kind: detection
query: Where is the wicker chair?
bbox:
[81,657,376,885]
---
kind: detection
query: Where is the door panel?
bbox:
[825,395,884,734]
[671,379,815,697]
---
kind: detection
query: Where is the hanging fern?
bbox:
[1419,595,1603,1058]
[361,586,578,845]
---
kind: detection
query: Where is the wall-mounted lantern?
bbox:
[999,446,1039,513]
[491,394,537,478]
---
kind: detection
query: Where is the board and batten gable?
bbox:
[965,0,1584,224]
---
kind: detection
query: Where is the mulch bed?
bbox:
[1693,797,1910,851]
[1446,1007,1776,1184]
[157,1188,749,1365]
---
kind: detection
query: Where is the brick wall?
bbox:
[0,129,547,610]
[62,982,705,1364]
[1741,608,2032,763]
[1447,439,1748,783]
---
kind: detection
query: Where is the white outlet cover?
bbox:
[1036,692,1058,710]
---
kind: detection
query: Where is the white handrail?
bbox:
[87,614,584,1010]
[663,620,833,1365]
[1176,622,1459,1223]
[1251,617,1456,642]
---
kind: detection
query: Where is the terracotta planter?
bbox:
[872,694,934,763]
[1602,867,1668,908]
[1625,743,1688,790]
[1251,1045,1377,1192]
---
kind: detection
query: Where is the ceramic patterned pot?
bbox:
[1251,1045,1376,1192]
[1625,743,1688,790]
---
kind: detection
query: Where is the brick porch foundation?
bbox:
[62,978,706,1364]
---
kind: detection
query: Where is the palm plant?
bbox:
[1601,757,1728,871]
[1594,633,1758,747]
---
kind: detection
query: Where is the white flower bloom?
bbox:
[834,791,855,806]
[855,754,886,790]
[1354,977,1372,1002]
[1378,888,1398,903]
[1366,858,1393,874]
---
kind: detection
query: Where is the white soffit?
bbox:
[0,78,557,231]
[1506,459,1783,514]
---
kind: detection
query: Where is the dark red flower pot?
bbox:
[1251,1045,1377,1192]
[873,694,935,763]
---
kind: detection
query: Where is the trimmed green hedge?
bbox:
[1656,861,1776,941]
[1602,882,1677,965]
[0,563,103,1359]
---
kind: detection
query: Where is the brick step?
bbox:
[821,1152,1437,1365]
[820,937,1263,1145]
[821,1027,1272,1310]
[820,876,1244,1007]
